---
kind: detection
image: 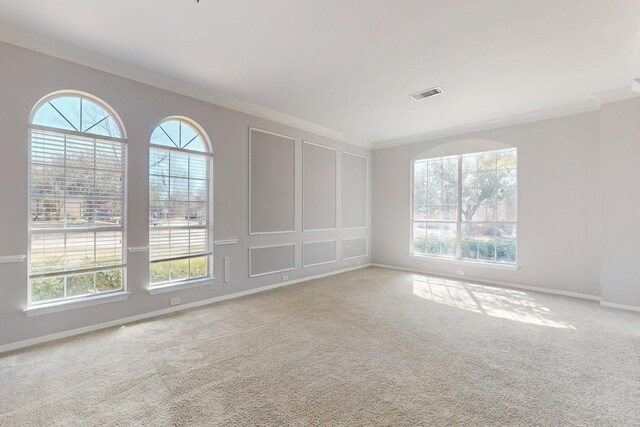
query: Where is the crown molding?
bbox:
[593,86,640,105]
[372,99,600,150]
[2,21,638,153]
[0,21,362,148]
[374,86,640,150]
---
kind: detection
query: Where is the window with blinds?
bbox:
[149,118,213,286]
[28,93,127,305]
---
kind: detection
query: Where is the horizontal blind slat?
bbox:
[149,146,211,263]
[29,128,126,278]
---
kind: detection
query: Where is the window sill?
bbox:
[24,291,130,317]
[147,277,216,295]
[410,254,520,271]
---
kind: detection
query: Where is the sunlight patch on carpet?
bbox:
[412,275,576,329]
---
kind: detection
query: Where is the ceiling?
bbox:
[1,0,640,148]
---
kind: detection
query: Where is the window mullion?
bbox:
[456,154,463,259]
[187,154,192,279]
[93,138,97,294]
[168,151,173,281]
[63,134,68,273]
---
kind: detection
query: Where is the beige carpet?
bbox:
[1,267,639,426]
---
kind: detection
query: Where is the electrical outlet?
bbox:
[456,270,465,276]
[282,275,288,282]
[170,297,181,306]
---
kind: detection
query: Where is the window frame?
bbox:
[148,117,214,290]
[27,91,128,307]
[410,148,518,268]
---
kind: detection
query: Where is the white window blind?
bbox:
[29,94,127,305]
[149,118,212,286]
[412,148,517,264]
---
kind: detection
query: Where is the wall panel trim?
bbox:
[0,255,26,264]
[341,237,369,260]
[249,127,296,235]
[248,243,296,278]
[303,140,338,232]
[341,150,369,230]
[303,239,338,268]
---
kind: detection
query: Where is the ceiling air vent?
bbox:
[410,87,443,101]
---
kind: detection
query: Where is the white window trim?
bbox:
[23,291,130,317]
[409,253,520,271]
[410,149,518,266]
[147,276,217,295]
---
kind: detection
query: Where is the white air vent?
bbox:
[411,87,443,101]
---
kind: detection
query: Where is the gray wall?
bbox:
[373,112,603,298]
[0,42,371,348]
[373,100,640,310]
[600,98,640,308]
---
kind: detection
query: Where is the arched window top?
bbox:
[150,117,211,154]
[31,91,125,139]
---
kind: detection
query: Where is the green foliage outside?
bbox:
[32,276,65,302]
[31,268,122,303]
[97,270,122,292]
[462,239,515,262]
[150,257,207,284]
[414,238,516,263]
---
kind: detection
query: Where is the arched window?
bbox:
[411,143,517,264]
[29,92,127,305]
[149,117,213,287]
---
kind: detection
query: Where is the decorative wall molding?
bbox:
[303,240,338,268]
[127,246,149,253]
[302,140,338,232]
[342,237,369,260]
[341,151,369,230]
[0,254,26,264]
[249,243,296,278]
[249,127,296,235]
[214,239,239,246]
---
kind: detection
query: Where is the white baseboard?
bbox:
[0,263,371,354]
[371,263,601,301]
[599,301,640,312]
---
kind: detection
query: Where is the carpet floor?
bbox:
[1,267,639,426]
